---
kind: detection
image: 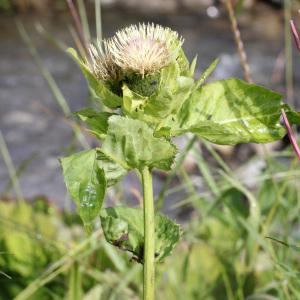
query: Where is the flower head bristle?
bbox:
[85,40,120,82]
[83,23,183,84]
[108,23,183,76]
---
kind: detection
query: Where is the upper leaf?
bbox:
[101,115,177,171]
[145,63,194,120]
[157,78,286,145]
[75,108,114,139]
[120,58,219,129]
[60,149,106,227]
[121,62,194,127]
[100,206,181,263]
[67,48,122,109]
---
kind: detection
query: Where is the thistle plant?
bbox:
[60,23,300,300]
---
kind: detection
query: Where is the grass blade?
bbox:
[192,148,220,196]
[15,230,102,300]
[95,0,102,41]
[155,135,197,211]
[16,20,89,149]
[76,0,91,43]
[0,130,24,203]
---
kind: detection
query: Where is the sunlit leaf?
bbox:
[158,78,286,145]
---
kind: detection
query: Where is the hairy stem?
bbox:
[141,166,155,300]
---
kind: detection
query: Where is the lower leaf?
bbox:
[60,149,106,228]
[100,206,181,263]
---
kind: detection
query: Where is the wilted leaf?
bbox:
[100,206,181,263]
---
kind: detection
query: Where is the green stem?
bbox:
[0,130,25,204]
[141,166,155,300]
[68,262,82,300]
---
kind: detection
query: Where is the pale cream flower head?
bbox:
[85,39,120,82]
[108,23,183,76]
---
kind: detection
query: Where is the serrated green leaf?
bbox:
[75,108,114,139]
[67,48,122,109]
[101,116,177,170]
[158,78,286,145]
[100,206,181,263]
[60,149,106,226]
